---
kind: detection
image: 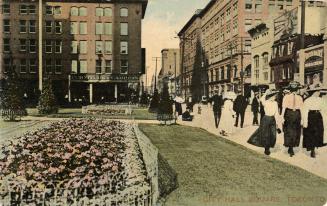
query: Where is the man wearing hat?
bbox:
[303,87,326,158]
[281,81,303,157]
[251,92,260,126]
[209,89,223,128]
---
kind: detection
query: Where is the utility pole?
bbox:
[240,37,244,95]
[152,57,161,92]
[174,52,177,96]
[299,0,306,85]
[38,0,43,91]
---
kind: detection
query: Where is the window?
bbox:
[4,58,10,73]
[245,3,252,12]
[121,60,128,74]
[245,40,251,52]
[29,39,36,53]
[104,8,112,16]
[105,60,112,73]
[2,4,10,14]
[262,53,269,65]
[120,41,128,54]
[3,20,10,33]
[20,20,27,33]
[79,22,87,35]
[264,72,268,80]
[120,8,128,17]
[55,21,62,34]
[20,59,27,73]
[46,6,53,15]
[71,60,78,73]
[254,55,259,68]
[95,41,103,54]
[120,23,128,35]
[20,5,28,14]
[233,2,238,13]
[96,23,103,35]
[55,59,62,73]
[71,7,78,16]
[104,23,112,35]
[221,68,225,80]
[233,21,238,33]
[255,4,262,12]
[71,41,78,54]
[54,6,61,15]
[79,7,87,16]
[29,20,36,33]
[278,4,284,10]
[70,22,78,34]
[80,60,87,73]
[20,39,27,52]
[104,41,112,54]
[29,59,37,73]
[96,60,102,73]
[96,8,104,16]
[55,40,62,53]
[45,59,52,73]
[45,40,52,53]
[29,5,36,14]
[3,38,10,53]
[45,21,52,33]
[245,19,252,31]
[80,41,87,54]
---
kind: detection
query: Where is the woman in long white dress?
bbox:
[219,94,236,136]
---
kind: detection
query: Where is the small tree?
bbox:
[157,84,173,124]
[0,70,27,121]
[37,79,58,114]
[148,89,160,113]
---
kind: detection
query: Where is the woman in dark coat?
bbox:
[248,90,280,155]
[303,89,325,158]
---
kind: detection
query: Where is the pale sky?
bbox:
[142,0,210,86]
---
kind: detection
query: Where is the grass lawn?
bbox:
[26,108,157,120]
[139,124,327,206]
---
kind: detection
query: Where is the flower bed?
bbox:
[0,119,150,205]
[82,105,133,116]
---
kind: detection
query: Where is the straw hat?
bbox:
[265,89,279,100]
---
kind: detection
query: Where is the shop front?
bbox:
[69,74,141,104]
[303,45,324,86]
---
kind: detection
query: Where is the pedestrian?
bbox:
[247,90,281,155]
[251,92,260,126]
[321,93,327,144]
[281,81,303,157]
[303,87,325,158]
[209,89,224,128]
[182,108,193,121]
[219,92,236,136]
[233,91,248,128]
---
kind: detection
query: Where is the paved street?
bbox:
[178,104,327,180]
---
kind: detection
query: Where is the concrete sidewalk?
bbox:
[178,103,327,180]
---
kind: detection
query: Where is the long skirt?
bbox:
[219,110,235,134]
[303,111,324,149]
[248,115,276,148]
[283,109,301,147]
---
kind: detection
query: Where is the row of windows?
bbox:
[3,20,129,36]
[3,39,128,55]
[3,59,129,74]
[2,4,129,17]
[253,53,269,68]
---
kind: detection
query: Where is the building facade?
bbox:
[270,4,326,88]
[178,10,202,100]
[158,48,180,96]
[178,0,299,98]
[0,0,147,105]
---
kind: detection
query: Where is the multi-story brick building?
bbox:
[179,0,299,98]
[0,0,147,105]
[178,10,202,100]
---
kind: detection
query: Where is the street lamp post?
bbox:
[174,52,177,96]
[38,0,43,91]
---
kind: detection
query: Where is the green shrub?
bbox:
[37,79,58,114]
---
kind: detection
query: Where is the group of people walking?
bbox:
[209,81,327,158]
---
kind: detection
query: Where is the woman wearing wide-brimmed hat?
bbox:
[219,91,236,136]
[247,89,281,155]
[281,81,303,157]
[303,87,326,158]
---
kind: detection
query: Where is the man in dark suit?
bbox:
[251,92,260,125]
[209,89,223,128]
[233,91,248,128]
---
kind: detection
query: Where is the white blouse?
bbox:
[260,95,279,117]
